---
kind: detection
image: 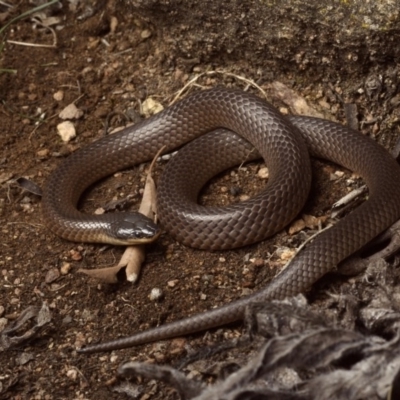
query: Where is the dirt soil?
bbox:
[1,2,400,400]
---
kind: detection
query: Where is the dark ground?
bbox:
[1,1,400,399]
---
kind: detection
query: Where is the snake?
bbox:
[41,88,400,353]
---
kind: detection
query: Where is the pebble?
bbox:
[201,274,213,282]
[141,29,152,39]
[257,167,269,179]
[149,288,163,301]
[276,247,296,261]
[332,170,345,180]
[0,318,7,332]
[318,99,331,109]
[167,279,179,288]
[45,268,60,284]
[60,262,72,275]
[62,315,72,324]
[53,90,64,101]
[66,369,78,381]
[279,107,289,115]
[57,121,76,142]
[37,149,50,158]
[110,354,119,363]
[59,103,84,120]
[142,97,163,116]
[110,16,118,34]
[69,249,82,261]
[20,196,32,204]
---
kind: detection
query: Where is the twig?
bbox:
[0,0,59,37]
[169,70,268,104]
[7,40,56,49]
[0,1,13,8]
[6,15,58,48]
[0,0,59,72]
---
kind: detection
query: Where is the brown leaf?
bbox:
[124,146,164,282]
[303,214,327,229]
[270,81,326,118]
[79,146,165,284]
[288,218,306,235]
[77,265,121,284]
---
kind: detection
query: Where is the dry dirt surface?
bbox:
[1,2,400,400]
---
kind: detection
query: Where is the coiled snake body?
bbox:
[42,88,400,353]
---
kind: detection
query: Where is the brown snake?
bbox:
[41,88,400,353]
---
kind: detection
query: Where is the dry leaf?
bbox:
[59,103,84,120]
[119,246,146,282]
[124,147,161,282]
[78,147,164,283]
[288,218,306,235]
[270,81,326,119]
[0,303,52,351]
[0,172,13,185]
[303,214,327,229]
[78,264,122,284]
[289,214,327,235]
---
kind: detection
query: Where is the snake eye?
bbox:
[111,213,160,243]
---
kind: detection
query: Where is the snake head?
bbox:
[110,213,160,244]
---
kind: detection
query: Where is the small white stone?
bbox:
[53,90,64,101]
[110,16,118,34]
[110,354,119,363]
[276,247,296,261]
[60,262,72,275]
[0,317,7,332]
[59,103,84,120]
[66,369,78,381]
[57,121,76,142]
[142,97,164,117]
[141,29,152,39]
[149,288,163,301]
[257,167,269,179]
